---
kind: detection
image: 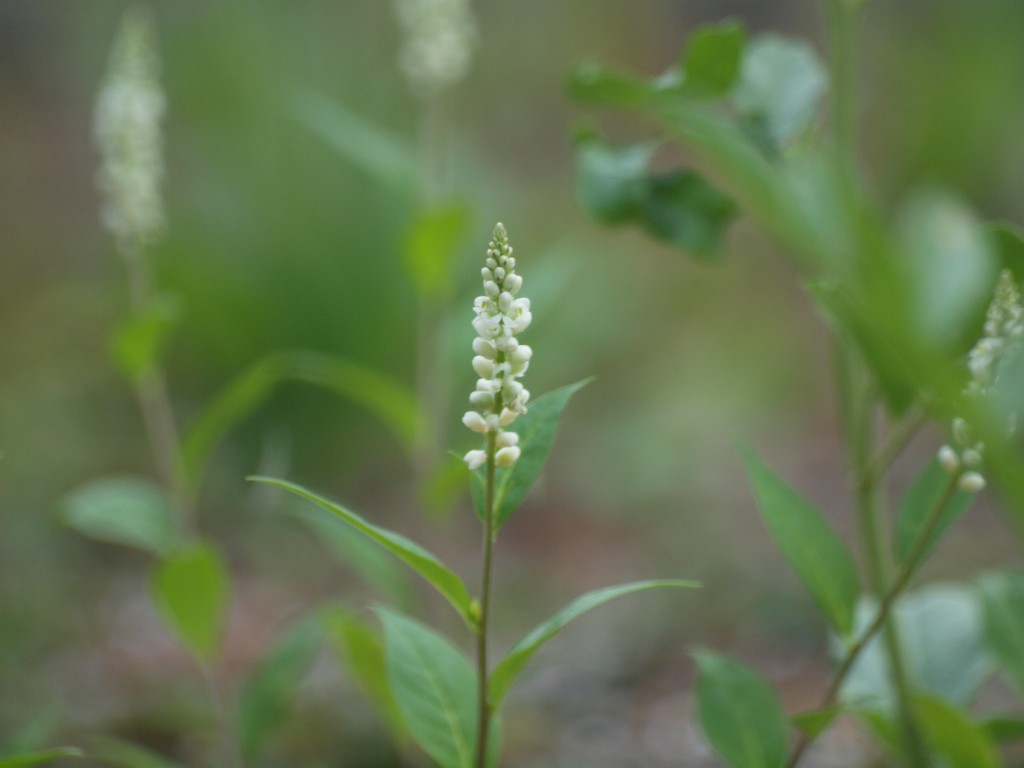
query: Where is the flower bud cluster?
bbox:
[463,223,532,471]
[94,7,166,258]
[938,269,1024,493]
[392,0,477,99]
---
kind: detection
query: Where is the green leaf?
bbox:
[490,580,698,709]
[895,459,972,564]
[292,89,416,193]
[742,449,859,635]
[404,205,470,299]
[250,477,473,626]
[567,61,660,109]
[574,139,736,258]
[898,189,998,354]
[60,477,180,556]
[470,379,591,528]
[87,738,184,768]
[182,350,420,492]
[0,750,84,768]
[977,571,1024,697]
[980,716,1024,743]
[638,170,738,257]
[693,651,788,768]
[111,293,182,381]
[238,614,323,760]
[376,609,478,768]
[731,35,828,145]
[290,504,416,610]
[151,541,228,662]
[987,221,1024,285]
[913,694,998,768]
[682,20,745,97]
[790,707,841,740]
[322,607,407,742]
[842,584,992,708]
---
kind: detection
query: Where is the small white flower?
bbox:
[937,445,960,475]
[464,450,487,470]
[495,446,521,467]
[462,411,488,434]
[958,472,986,494]
[496,431,519,448]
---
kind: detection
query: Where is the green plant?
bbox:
[571,4,1024,767]
[253,222,697,768]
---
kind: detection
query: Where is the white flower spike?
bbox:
[392,0,477,99]
[94,6,166,258]
[463,223,530,469]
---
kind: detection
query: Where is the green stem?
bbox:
[785,475,957,767]
[475,430,497,768]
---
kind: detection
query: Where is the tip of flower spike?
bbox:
[493,222,507,241]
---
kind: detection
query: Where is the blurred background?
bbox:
[3,1,1024,765]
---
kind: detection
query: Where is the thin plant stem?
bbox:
[785,475,958,767]
[475,430,498,768]
[201,661,244,768]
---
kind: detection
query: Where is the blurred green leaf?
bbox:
[490,580,697,709]
[842,584,992,708]
[791,707,841,740]
[238,614,322,761]
[376,609,478,768]
[988,221,1024,284]
[574,139,736,258]
[250,477,473,626]
[895,459,972,565]
[742,449,859,636]
[322,607,406,742]
[182,350,420,492]
[682,20,745,97]
[980,715,1024,743]
[693,650,788,768]
[731,35,827,146]
[898,189,997,354]
[60,477,180,556]
[404,205,470,299]
[292,89,416,192]
[977,571,1024,697]
[470,379,591,527]
[0,750,83,768]
[567,61,660,108]
[111,293,182,381]
[151,540,228,663]
[913,694,998,768]
[290,504,416,609]
[88,737,184,768]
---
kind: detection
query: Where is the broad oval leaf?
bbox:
[895,459,972,565]
[250,477,473,626]
[682,20,746,97]
[574,139,653,224]
[238,614,323,761]
[742,449,859,636]
[841,584,992,708]
[731,35,827,146]
[913,694,999,768]
[151,540,228,663]
[693,650,788,768]
[489,580,698,709]
[977,570,1024,697]
[60,477,179,556]
[0,749,84,768]
[376,609,478,768]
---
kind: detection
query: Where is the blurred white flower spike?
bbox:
[392,0,477,98]
[939,268,1024,492]
[463,223,532,470]
[94,6,165,258]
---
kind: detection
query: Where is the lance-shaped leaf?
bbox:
[151,540,228,663]
[742,449,859,636]
[250,477,473,626]
[238,614,323,761]
[60,477,180,556]
[489,580,697,709]
[0,750,84,768]
[470,379,591,527]
[913,694,998,768]
[693,651,788,768]
[977,571,1024,697]
[376,609,478,768]
[895,459,972,565]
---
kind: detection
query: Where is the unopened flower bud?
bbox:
[464,450,487,470]
[958,472,986,493]
[463,411,488,433]
[495,446,521,467]
[937,445,960,475]
[496,431,519,448]
[472,355,494,378]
